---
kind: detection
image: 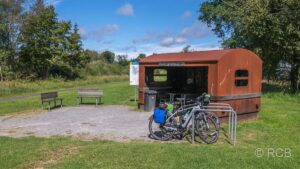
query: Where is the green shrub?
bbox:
[80,60,128,77]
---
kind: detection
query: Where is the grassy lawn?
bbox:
[0,77,135,116]
[0,75,128,98]
[0,80,299,168]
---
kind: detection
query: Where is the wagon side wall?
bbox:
[215,49,262,116]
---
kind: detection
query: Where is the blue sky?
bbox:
[47,0,221,58]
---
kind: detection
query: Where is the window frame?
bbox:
[153,68,168,82]
[234,69,249,87]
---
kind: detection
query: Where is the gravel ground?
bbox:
[0,106,152,141]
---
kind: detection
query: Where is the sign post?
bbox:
[129,62,139,103]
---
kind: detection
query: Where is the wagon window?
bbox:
[235,70,248,87]
[235,70,248,77]
[153,69,167,82]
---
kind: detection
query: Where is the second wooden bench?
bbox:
[77,89,103,106]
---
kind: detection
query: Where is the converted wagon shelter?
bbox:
[138,48,262,120]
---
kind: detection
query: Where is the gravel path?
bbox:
[0,106,152,141]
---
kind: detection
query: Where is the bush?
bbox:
[49,64,79,80]
[80,60,128,77]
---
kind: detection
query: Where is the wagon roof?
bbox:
[140,48,259,63]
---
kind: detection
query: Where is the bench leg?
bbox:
[48,103,50,111]
[60,100,63,108]
[81,97,82,104]
[96,98,98,106]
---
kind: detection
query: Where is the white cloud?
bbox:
[181,10,192,19]
[132,21,212,47]
[96,24,119,35]
[160,37,187,47]
[117,3,134,16]
[46,0,62,6]
[180,21,210,38]
[132,31,188,47]
[79,24,120,41]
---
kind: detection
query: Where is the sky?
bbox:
[47,0,221,58]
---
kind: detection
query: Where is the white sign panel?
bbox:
[130,62,139,85]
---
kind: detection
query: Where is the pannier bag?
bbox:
[153,108,166,124]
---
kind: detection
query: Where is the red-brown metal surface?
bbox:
[138,48,262,120]
[140,49,235,63]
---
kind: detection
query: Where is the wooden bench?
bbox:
[77,89,103,106]
[41,92,63,111]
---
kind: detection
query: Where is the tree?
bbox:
[199,0,300,92]
[18,0,84,79]
[30,0,45,13]
[82,49,99,61]
[101,51,115,63]
[51,22,84,78]
[66,23,83,68]
[182,45,191,53]
[116,55,128,66]
[0,0,24,80]
[137,53,146,60]
[18,1,58,78]
[48,20,74,78]
[131,53,146,62]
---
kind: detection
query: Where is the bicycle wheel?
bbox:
[196,115,219,144]
[205,112,220,130]
[148,115,173,141]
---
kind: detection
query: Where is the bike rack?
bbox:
[191,102,237,146]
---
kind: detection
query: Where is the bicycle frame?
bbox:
[165,103,206,130]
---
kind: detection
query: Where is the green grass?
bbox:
[0,79,136,116]
[0,75,128,98]
[0,80,299,168]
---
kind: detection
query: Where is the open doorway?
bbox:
[145,66,208,102]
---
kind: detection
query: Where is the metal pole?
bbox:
[234,111,237,145]
[228,111,231,141]
[134,85,137,103]
[232,111,234,143]
[192,111,195,144]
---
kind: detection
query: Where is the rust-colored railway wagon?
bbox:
[138,48,262,120]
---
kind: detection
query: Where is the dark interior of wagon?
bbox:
[145,66,208,103]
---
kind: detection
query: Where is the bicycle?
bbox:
[148,94,219,144]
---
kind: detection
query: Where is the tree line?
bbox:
[199,0,299,93]
[0,0,145,81]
